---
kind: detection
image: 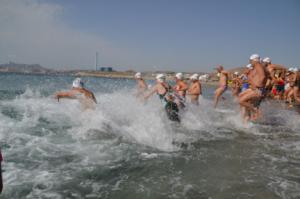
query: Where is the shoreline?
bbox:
[74,71,219,86]
[0,71,219,86]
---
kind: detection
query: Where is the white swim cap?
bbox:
[156,74,166,82]
[72,78,84,88]
[135,72,141,79]
[175,72,183,80]
[262,57,271,64]
[190,73,199,80]
[288,67,294,72]
[249,54,260,61]
[234,71,239,75]
[246,64,253,69]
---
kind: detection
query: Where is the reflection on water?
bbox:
[0,74,299,198]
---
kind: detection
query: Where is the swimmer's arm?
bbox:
[144,86,157,100]
[55,91,75,101]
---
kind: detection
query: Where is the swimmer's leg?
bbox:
[214,87,226,108]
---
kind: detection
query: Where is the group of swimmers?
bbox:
[53,53,300,123]
[216,54,300,123]
[139,72,202,122]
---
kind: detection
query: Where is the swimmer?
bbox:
[164,94,180,122]
[187,74,201,105]
[144,74,180,122]
[286,68,297,106]
[134,72,147,98]
[144,74,172,102]
[262,57,276,97]
[239,54,267,123]
[55,78,97,109]
[274,72,285,100]
[214,65,229,108]
[292,68,300,103]
[284,68,294,102]
[240,64,253,93]
[231,71,242,98]
[173,73,188,98]
[173,72,188,109]
[238,64,255,119]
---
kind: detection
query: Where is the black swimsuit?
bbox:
[157,83,180,122]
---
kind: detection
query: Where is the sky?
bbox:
[0,0,299,72]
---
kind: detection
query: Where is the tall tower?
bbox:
[95,52,99,71]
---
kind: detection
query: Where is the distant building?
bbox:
[99,67,113,72]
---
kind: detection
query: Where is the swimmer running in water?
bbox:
[144,74,180,122]
[134,72,147,98]
[292,68,300,103]
[187,74,201,105]
[241,64,253,93]
[55,78,97,109]
[173,72,188,109]
[239,54,267,123]
[231,71,242,98]
[214,65,229,108]
[262,57,275,97]
[284,68,294,103]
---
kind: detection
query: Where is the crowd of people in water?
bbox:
[53,53,300,124]
[0,54,299,194]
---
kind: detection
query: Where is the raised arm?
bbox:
[55,91,75,101]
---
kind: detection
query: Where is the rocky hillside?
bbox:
[0,62,54,74]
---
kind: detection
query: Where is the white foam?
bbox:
[1,87,300,197]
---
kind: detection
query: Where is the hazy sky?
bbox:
[0,0,299,72]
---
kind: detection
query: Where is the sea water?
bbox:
[0,73,299,199]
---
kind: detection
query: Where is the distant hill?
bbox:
[0,62,54,74]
